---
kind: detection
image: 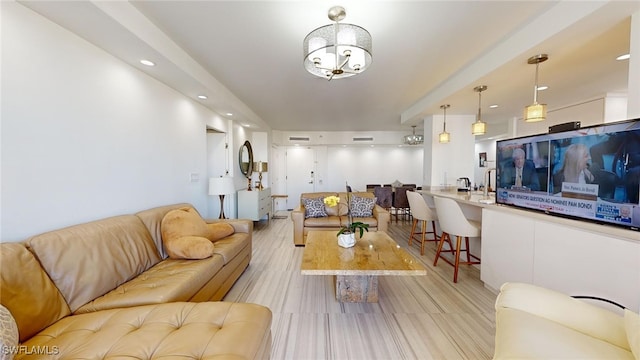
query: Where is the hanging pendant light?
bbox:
[403,125,424,145]
[439,104,450,143]
[303,6,373,81]
[524,54,548,122]
[472,85,487,135]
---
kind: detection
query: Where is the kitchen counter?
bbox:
[416,189,496,207]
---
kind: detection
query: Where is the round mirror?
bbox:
[238,140,254,178]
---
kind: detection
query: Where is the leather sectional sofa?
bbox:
[291,191,390,246]
[0,203,272,359]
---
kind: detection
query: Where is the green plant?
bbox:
[323,194,369,237]
[337,221,369,237]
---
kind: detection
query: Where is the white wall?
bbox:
[324,146,423,191]
[1,3,235,241]
[425,114,477,188]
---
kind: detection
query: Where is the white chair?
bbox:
[433,196,481,283]
[406,191,439,255]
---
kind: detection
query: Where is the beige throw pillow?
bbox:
[161,207,215,259]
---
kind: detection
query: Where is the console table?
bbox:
[237,188,271,221]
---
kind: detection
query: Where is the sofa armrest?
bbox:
[291,206,305,246]
[206,219,252,234]
[373,205,390,233]
[495,282,629,350]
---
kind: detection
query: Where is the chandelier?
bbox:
[439,104,450,143]
[303,6,372,80]
[403,125,424,145]
[524,54,548,122]
[472,85,487,135]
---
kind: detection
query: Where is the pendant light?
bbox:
[524,54,548,122]
[403,125,424,145]
[472,85,487,135]
[439,104,450,143]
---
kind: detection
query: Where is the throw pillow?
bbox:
[625,309,640,360]
[207,222,235,242]
[302,197,327,218]
[350,195,376,217]
[0,304,18,360]
[161,207,215,259]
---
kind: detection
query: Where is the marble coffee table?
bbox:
[301,230,427,302]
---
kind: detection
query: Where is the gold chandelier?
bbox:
[524,54,548,122]
[303,6,372,80]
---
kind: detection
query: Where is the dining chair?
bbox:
[433,196,481,283]
[406,191,439,255]
[373,186,393,212]
[391,186,412,222]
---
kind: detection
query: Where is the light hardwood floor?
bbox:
[223,214,497,360]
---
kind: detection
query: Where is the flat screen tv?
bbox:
[495,118,640,232]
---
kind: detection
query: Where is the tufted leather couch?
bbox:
[0,203,272,359]
[291,192,390,246]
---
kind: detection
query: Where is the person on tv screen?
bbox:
[501,148,540,191]
[553,143,595,192]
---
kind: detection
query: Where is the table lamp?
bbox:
[209,177,235,219]
[254,161,268,190]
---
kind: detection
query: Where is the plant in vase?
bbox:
[323,191,369,248]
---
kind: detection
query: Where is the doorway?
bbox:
[285,146,316,209]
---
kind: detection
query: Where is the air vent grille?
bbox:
[353,137,374,142]
[289,136,310,141]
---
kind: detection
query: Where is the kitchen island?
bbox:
[416,188,639,312]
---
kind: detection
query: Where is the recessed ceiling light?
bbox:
[226,113,233,116]
[140,59,155,66]
[616,53,630,61]
[197,95,207,100]
[537,85,548,91]
[489,104,499,109]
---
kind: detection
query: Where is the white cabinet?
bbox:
[481,206,640,311]
[238,188,271,221]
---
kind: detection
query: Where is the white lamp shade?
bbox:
[439,131,450,143]
[209,177,235,196]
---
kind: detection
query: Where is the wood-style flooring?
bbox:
[223,214,497,360]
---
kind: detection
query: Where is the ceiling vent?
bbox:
[288,136,310,142]
[352,137,374,142]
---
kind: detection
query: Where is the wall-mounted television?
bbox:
[495,118,640,232]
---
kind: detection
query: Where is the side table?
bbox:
[271,194,288,219]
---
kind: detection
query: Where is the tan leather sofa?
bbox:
[0,203,272,359]
[494,282,639,359]
[291,192,390,246]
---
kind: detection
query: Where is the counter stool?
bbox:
[433,196,481,283]
[406,191,439,255]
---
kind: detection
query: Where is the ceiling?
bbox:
[19,1,639,135]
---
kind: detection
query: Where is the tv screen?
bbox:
[496,118,640,231]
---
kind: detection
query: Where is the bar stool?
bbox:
[433,196,481,283]
[406,191,439,255]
